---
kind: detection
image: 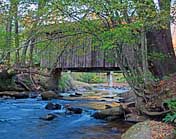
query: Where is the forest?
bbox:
[0,0,176,139]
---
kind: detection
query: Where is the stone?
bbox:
[125,114,147,123]
[67,107,83,114]
[92,107,123,120]
[117,90,136,103]
[41,91,58,100]
[29,92,39,98]
[0,91,29,99]
[122,120,176,139]
[106,116,119,121]
[105,105,112,109]
[111,127,120,134]
[45,102,62,110]
[69,92,82,97]
[2,95,13,99]
[40,114,57,121]
[71,80,93,91]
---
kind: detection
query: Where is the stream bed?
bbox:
[0,87,132,139]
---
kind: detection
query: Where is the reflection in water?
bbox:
[0,97,132,139]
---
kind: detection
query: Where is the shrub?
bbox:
[115,73,126,83]
[78,73,105,83]
[163,99,176,123]
[58,73,73,92]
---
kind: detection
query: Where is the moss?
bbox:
[0,78,16,91]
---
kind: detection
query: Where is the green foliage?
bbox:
[78,73,105,83]
[164,113,176,123]
[165,99,176,111]
[148,52,167,61]
[163,99,176,123]
[0,26,6,49]
[115,73,126,83]
[58,73,73,92]
[0,77,16,90]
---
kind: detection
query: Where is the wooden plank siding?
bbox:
[57,43,119,71]
[40,34,121,72]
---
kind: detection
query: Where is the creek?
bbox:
[0,87,132,139]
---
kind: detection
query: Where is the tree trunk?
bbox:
[14,0,20,63]
[5,3,12,65]
[21,39,30,65]
[147,29,176,79]
[29,38,35,66]
[147,1,176,79]
[45,68,61,91]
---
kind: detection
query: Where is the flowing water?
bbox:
[0,88,132,139]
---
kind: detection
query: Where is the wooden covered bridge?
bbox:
[40,44,120,87]
[38,27,130,87]
[37,23,126,72]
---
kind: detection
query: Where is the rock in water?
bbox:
[0,91,29,99]
[41,91,58,100]
[45,102,62,110]
[67,107,83,114]
[122,120,176,139]
[105,105,112,109]
[29,92,38,98]
[69,92,82,97]
[40,114,57,121]
[92,107,123,120]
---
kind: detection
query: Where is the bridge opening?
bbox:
[57,71,127,92]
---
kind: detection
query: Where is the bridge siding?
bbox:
[40,35,122,71]
[55,45,119,71]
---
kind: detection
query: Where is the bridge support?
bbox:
[107,71,113,87]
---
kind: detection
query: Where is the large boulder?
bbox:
[41,91,58,100]
[0,91,29,99]
[92,107,123,120]
[122,120,175,139]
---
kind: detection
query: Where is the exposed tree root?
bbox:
[15,79,31,91]
[142,108,170,117]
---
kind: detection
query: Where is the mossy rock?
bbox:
[122,120,175,139]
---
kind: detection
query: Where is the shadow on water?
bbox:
[0,91,132,139]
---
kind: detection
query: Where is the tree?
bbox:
[5,1,13,64]
[52,0,176,115]
[146,0,176,78]
[13,0,20,63]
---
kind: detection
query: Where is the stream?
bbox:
[0,87,132,139]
